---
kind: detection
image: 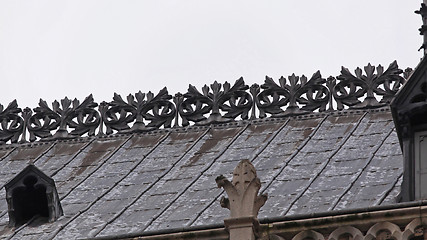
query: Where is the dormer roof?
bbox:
[5,164,55,191]
[391,56,427,141]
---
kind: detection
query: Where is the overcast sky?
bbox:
[0,1,423,109]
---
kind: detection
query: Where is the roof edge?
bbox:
[87,201,427,240]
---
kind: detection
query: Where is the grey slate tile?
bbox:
[257,113,364,216]
[254,155,292,171]
[55,212,111,239]
[274,163,324,181]
[0,144,55,185]
[334,165,401,210]
[128,133,169,148]
[381,175,402,205]
[103,182,151,201]
[8,143,52,161]
[180,152,219,167]
[190,118,327,227]
[53,138,128,189]
[9,216,72,240]
[10,137,134,239]
[35,141,87,173]
[0,214,10,236]
[258,193,297,219]
[144,123,286,231]
[97,209,158,237]
[265,178,311,195]
[62,202,90,215]
[287,151,333,166]
[63,188,104,204]
[323,158,368,176]
[0,148,14,160]
[65,130,208,238]
[290,113,397,213]
[192,199,228,226]
[100,127,244,234]
[309,173,358,191]
[287,187,347,215]
[0,196,7,217]
[120,169,164,185]
[352,118,394,136]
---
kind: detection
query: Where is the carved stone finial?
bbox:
[216,159,267,240]
[404,67,414,80]
[415,3,427,54]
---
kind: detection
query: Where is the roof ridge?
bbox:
[0,62,408,145]
[0,106,393,150]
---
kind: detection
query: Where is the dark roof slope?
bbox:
[0,107,402,239]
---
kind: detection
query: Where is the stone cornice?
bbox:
[89,203,427,240]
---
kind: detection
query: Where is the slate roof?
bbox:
[0,106,403,240]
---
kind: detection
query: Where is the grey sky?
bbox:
[0,1,423,109]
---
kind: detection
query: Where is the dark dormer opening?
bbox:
[5,164,63,227]
[12,175,49,225]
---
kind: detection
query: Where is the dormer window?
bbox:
[391,56,427,202]
[5,164,63,227]
[414,130,427,199]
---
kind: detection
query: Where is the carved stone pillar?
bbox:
[216,159,267,240]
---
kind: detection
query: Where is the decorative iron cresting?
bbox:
[176,78,252,126]
[0,61,410,144]
[256,71,329,117]
[0,100,23,144]
[100,88,175,134]
[334,61,405,110]
[26,95,100,142]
